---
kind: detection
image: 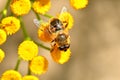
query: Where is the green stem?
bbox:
[0,11,2,15]
[35,12,41,20]
[5,0,11,9]
[30,0,34,2]
[0,0,11,20]
[33,11,41,20]
[18,16,30,40]
[14,58,21,71]
[10,11,14,16]
[27,61,31,75]
[35,41,50,51]
[43,13,53,18]
[32,9,41,20]
[1,9,7,18]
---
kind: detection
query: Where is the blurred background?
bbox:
[1,0,120,80]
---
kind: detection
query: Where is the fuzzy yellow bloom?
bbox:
[38,22,56,42]
[10,0,31,16]
[1,70,22,80]
[0,49,5,63]
[32,0,51,14]
[51,44,71,64]
[58,12,74,30]
[22,75,39,80]
[18,40,38,61]
[0,29,7,45]
[30,56,48,75]
[70,0,88,9]
[1,16,20,35]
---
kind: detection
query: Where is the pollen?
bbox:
[1,16,20,35]
[51,44,71,64]
[18,40,38,61]
[38,22,56,42]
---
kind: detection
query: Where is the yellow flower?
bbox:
[10,0,31,16]
[1,16,20,35]
[1,70,22,80]
[18,40,38,61]
[32,0,51,14]
[58,12,74,30]
[22,75,39,80]
[38,22,56,42]
[0,29,7,45]
[70,0,88,9]
[0,49,5,63]
[51,44,71,64]
[30,56,48,75]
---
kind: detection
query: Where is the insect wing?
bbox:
[60,6,67,14]
[33,19,43,27]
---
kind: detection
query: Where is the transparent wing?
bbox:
[33,19,40,27]
[33,6,67,27]
[33,19,43,27]
[60,6,67,14]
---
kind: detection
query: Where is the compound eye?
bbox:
[50,19,63,32]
